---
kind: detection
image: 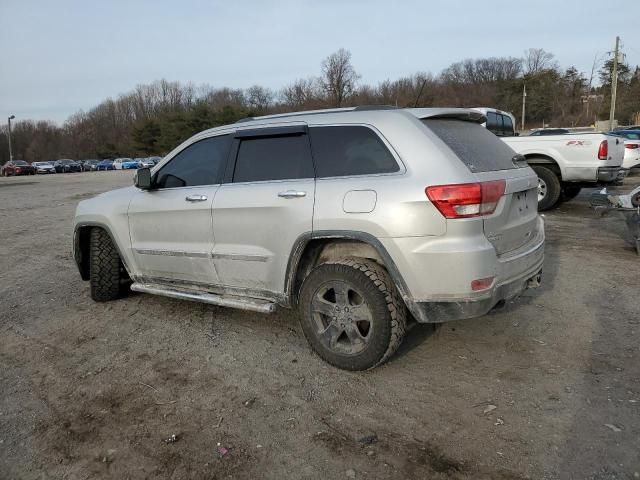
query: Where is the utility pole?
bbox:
[609,36,620,131]
[7,115,15,162]
[521,83,526,131]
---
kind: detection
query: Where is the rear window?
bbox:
[309,126,399,178]
[422,119,518,172]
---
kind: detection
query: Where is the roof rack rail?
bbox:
[234,105,400,124]
[352,105,399,111]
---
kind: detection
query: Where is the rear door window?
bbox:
[309,126,399,178]
[422,119,518,172]
[485,112,500,135]
[233,134,314,182]
[501,114,515,136]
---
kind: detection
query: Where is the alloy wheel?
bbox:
[537,177,547,201]
[310,280,373,355]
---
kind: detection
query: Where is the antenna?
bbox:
[414,78,428,108]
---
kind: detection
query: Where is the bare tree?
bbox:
[280,77,321,109]
[320,48,360,107]
[524,48,558,76]
[246,85,273,111]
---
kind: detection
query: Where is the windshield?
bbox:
[14,161,29,165]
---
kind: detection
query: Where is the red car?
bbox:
[1,160,35,176]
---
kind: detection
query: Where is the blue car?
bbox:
[97,160,114,171]
[113,158,139,170]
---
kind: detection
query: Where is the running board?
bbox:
[130,283,276,314]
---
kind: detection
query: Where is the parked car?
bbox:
[136,157,155,168]
[474,107,626,210]
[529,128,571,136]
[610,130,640,170]
[1,160,35,176]
[54,159,82,173]
[73,106,544,370]
[147,156,162,165]
[113,158,138,170]
[32,161,57,174]
[96,160,115,171]
[81,159,100,171]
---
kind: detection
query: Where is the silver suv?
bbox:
[73,107,544,370]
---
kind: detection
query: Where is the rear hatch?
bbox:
[422,117,540,256]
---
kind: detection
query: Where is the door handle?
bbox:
[185,195,208,202]
[278,190,307,198]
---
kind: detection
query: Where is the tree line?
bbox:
[1,47,638,163]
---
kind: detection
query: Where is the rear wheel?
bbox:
[298,257,406,371]
[532,165,561,211]
[89,228,125,302]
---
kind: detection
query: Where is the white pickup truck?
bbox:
[474,108,627,210]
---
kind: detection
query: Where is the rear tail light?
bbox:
[597,140,608,160]
[625,143,639,150]
[425,180,506,219]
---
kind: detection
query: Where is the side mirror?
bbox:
[135,167,152,190]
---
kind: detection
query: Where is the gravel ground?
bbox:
[1,171,638,480]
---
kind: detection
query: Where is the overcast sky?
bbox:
[1,0,637,124]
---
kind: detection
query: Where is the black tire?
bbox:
[89,228,124,302]
[532,165,561,211]
[560,185,582,203]
[298,257,406,371]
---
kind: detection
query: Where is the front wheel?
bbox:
[89,228,126,302]
[532,165,562,211]
[298,258,406,371]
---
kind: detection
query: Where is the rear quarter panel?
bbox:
[310,112,479,238]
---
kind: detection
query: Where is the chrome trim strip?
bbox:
[211,253,269,262]
[130,283,276,313]
[135,249,210,258]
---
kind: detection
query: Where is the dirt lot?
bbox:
[1,171,638,480]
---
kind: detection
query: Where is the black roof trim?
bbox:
[352,105,399,111]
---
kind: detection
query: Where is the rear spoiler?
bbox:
[406,108,486,124]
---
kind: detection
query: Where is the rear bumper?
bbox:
[597,166,627,183]
[415,266,542,323]
[388,220,545,323]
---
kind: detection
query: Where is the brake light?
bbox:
[425,180,506,219]
[625,143,639,150]
[597,140,608,160]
